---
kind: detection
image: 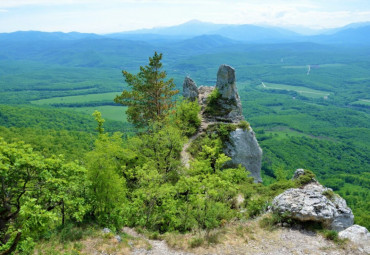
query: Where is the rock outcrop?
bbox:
[204,65,244,122]
[183,77,198,101]
[181,64,262,183]
[272,169,354,231]
[339,225,370,253]
[224,128,263,182]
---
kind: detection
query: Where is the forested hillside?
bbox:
[0,27,369,254]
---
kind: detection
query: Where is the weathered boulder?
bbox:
[272,170,354,231]
[224,127,262,182]
[183,77,198,101]
[339,225,370,253]
[205,65,243,122]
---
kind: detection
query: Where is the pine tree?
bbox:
[114,52,179,127]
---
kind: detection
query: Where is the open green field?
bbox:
[281,63,346,69]
[350,99,370,106]
[67,106,128,122]
[259,82,331,98]
[31,92,121,105]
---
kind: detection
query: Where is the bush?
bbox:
[247,198,268,218]
[172,100,201,137]
[294,169,316,186]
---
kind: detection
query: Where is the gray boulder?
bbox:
[224,128,262,182]
[293,168,305,179]
[183,77,198,101]
[339,225,370,253]
[272,175,354,231]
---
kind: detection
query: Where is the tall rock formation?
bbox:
[181,64,262,183]
[182,77,199,102]
[204,65,243,122]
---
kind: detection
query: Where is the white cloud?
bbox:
[0,0,370,32]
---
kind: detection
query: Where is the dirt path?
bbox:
[180,86,215,168]
[123,227,194,255]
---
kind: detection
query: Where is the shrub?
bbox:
[247,198,268,218]
[294,169,316,186]
[172,100,201,137]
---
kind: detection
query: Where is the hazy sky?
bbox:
[0,0,370,33]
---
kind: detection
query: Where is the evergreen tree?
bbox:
[114,52,179,127]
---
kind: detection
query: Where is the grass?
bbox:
[33,225,142,255]
[68,106,128,122]
[350,99,370,106]
[259,82,331,99]
[31,92,121,105]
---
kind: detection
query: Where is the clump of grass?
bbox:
[259,212,290,231]
[237,120,250,131]
[59,224,84,243]
[188,237,204,248]
[149,231,161,240]
[322,189,336,201]
[320,229,346,245]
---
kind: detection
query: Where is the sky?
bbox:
[0,0,370,33]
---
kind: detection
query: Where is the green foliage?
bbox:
[0,138,88,254]
[171,99,201,137]
[114,52,179,127]
[1,38,370,251]
[92,110,105,134]
[85,133,128,228]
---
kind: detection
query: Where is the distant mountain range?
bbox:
[0,20,369,69]
[1,20,369,45]
[107,20,370,45]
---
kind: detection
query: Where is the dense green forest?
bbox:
[0,31,369,254]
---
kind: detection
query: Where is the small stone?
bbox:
[102,228,111,234]
[115,235,122,243]
[293,169,305,179]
